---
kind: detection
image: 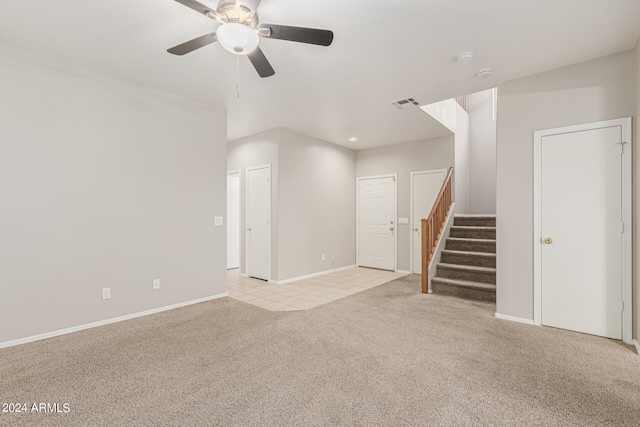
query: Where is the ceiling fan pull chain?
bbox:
[236,55,240,99]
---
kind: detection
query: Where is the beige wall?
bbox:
[0,44,228,344]
[278,130,356,280]
[355,136,455,271]
[635,38,640,343]
[228,129,355,282]
[467,89,497,214]
[227,129,280,279]
[496,51,636,321]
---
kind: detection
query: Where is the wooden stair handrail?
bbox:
[421,167,454,293]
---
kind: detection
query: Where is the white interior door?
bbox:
[358,176,396,271]
[540,126,622,339]
[411,169,447,274]
[246,165,270,280]
[227,172,240,269]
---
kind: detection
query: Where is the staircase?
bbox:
[431,215,496,302]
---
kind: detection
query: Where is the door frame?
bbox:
[532,117,632,343]
[356,174,398,271]
[410,168,448,274]
[227,169,241,270]
[245,164,271,281]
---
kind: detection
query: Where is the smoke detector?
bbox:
[456,51,474,64]
[476,68,493,79]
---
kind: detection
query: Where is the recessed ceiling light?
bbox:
[456,51,474,64]
[349,137,358,142]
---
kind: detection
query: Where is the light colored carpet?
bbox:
[1,275,639,426]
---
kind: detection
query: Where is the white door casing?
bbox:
[357,175,397,271]
[410,169,447,274]
[227,171,240,269]
[246,165,271,280]
[533,118,632,343]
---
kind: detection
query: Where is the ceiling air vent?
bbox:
[391,98,421,109]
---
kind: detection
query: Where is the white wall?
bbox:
[421,100,470,214]
[496,51,636,321]
[227,129,280,278]
[355,136,455,272]
[0,44,228,345]
[421,101,458,134]
[467,89,497,214]
[453,104,470,214]
[277,130,356,280]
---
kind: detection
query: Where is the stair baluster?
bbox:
[421,167,454,293]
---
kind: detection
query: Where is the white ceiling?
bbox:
[1,0,639,150]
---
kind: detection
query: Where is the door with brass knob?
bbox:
[539,122,625,340]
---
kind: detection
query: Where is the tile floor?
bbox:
[227,267,408,311]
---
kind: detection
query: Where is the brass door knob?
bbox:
[544,237,553,244]
[247,227,252,231]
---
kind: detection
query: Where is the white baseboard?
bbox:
[271,265,357,285]
[395,270,411,274]
[454,213,496,217]
[0,292,228,350]
[633,340,640,356]
[494,312,535,325]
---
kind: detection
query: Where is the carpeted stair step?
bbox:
[453,215,496,227]
[449,226,496,239]
[436,263,496,284]
[440,250,496,268]
[431,277,496,302]
[445,237,496,254]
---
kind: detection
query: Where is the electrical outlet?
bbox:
[153,279,160,290]
[102,287,111,300]
[322,254,326,261]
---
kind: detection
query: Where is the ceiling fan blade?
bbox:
[259,24,333,46]
[247,47,275,78]
[174,0,215,16]
[167,32,218,55]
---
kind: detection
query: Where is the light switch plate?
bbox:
[214,216,223,226]
[398,218,409,225]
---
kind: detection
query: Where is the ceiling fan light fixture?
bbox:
[216,23,259,55]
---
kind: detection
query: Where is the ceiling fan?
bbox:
[168,0,334,78]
